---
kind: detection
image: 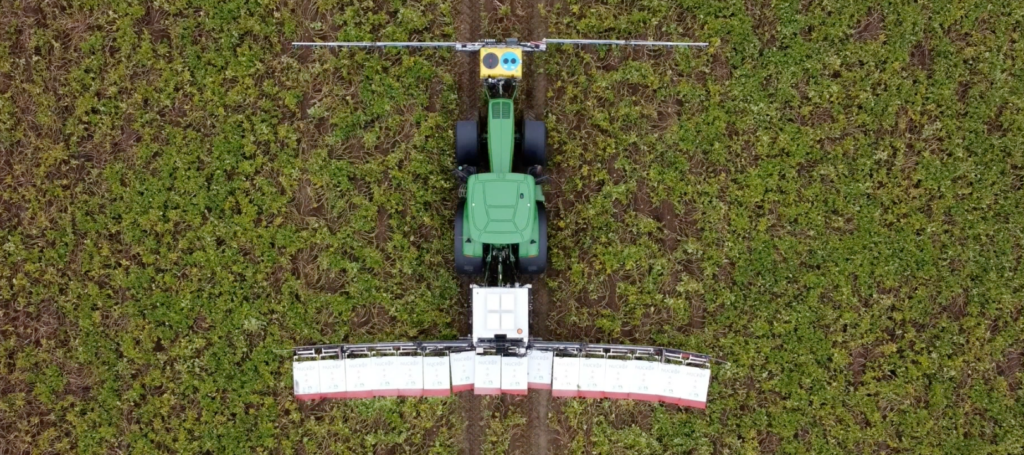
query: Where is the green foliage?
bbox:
[538,0,1024,452]
[1,0,462,452]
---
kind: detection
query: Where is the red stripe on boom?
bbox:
[678,398,707,409]
[475,387,501,395]
[627,393,660,403]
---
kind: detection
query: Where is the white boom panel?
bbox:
[678,365,711,409]
[345,356,378,399]
[422,356,452,397]
[375,356,399,397]
[603,358,630,399]
[318,359,347,399]
[527,350,553,389]
[291,343,716,405]
[578,357,607,399]
[394,356,424,397]
[658,362,686,405]
[474,355,502,395]
[501,356,528,395]
[450,351,476,393]
[628,359,662,402]
[551,356,581,398]
[293,360,320,400]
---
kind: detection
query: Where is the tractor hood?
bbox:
[465,173,537,245]
[487,99,515,173]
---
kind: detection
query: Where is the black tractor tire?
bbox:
[518,205,547,275]
[454,201,485,275]
[455,121,480,166]
[521,120,547,167]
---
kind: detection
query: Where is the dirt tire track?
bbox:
[457,0,480,122]
[525,276,552,455]
[525,387,552,455]
[456,1,484,453]
[524,0,550,336]
[459,391,485,455]
[524,0,547,122]
[523,1,553,454]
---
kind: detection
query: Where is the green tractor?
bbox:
[452,42,548,281]
[290,38,709,284]
[289,37,718,408]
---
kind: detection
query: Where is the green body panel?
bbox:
[459,98,546,260]
[517,184,545,258]
[517,233,540,258]
[487,99,515,173]
[461,205,484,258]
[464,173,537,246]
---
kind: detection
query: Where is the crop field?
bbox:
[1,0,1023,453]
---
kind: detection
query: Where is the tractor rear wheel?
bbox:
[455,121,480,166]
[521,120,547,167]
[518,205,547,275]
[454,200,484,275]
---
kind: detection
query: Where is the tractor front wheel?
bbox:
[521,120,547,167]
[455,121,480,166]
[454,201,484,275]
[518,205,547,275]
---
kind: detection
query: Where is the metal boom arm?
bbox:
[291,41,486,51]
[542,39,708,47]
[291,38,708,52]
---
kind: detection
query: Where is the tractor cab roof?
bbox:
[465,173,537,245]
